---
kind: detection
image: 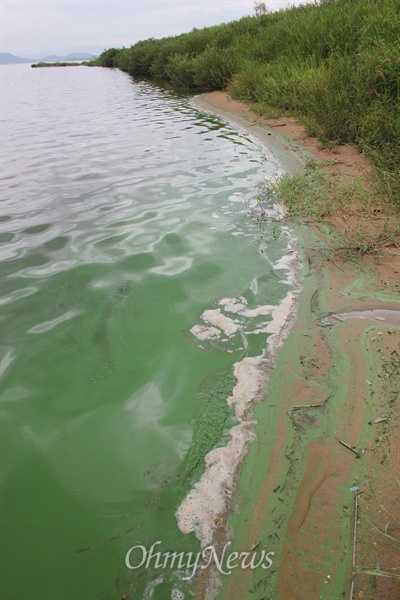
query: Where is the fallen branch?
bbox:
[332,314,345,322]
[77,523,143,553]
[291,403,325,411]
[339,439,360,458]
[329,257,344,271]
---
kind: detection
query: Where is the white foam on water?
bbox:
[250,277,258,295]
[218,297,248,314]
[218,296,275,318]
[273,231,298,285]
[239,305,275,318]
[176,282,299,547]
[144,575,164,600]
[190,324,221,341]
[201,309,240,337]
[178,97,302,554]
[274,252,297,285]
[263,291,297,335]
[176,423,256,545]
[228,192,245,203]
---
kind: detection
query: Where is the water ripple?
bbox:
[0,64,290,600]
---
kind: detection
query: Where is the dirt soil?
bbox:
[191,91,400,600]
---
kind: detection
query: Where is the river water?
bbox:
[0,64,297,599]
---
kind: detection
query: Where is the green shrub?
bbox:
[95,47,121,68]
[192,47,238,90]
[166,54,195,88]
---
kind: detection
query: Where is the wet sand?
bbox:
[190,92,400,600]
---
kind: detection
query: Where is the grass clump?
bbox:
[258,160,400,256]
[339,219,400,256]
[31,61,85,68]
[258,160,362,220]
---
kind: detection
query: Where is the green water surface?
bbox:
[0,65,293,599]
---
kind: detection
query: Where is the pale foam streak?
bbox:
[177,240,300,547]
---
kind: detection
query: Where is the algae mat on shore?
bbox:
[190,92,399,600]
[213,222,399,600]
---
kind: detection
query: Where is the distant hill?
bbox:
[39,52,97,62]
[0,53,33,64]
[1,51,97,65]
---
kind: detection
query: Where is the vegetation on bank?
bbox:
[259,162,400,256]
[92,0,400,205]
[31,61,88,68]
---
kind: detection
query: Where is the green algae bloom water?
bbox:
[0,65,297,599]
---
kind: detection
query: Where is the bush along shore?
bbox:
[31,61,89,68]
[91,0,400,206]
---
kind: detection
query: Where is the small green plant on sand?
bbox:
[257,160,400,255]
[257,160,360,220]
[338,219,400,257]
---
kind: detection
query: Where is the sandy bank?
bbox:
[189,91,399,600]
[193,90,371,181]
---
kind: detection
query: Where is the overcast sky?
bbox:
[2,0,311,58]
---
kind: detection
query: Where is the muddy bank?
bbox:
[193,91,372,184]
[190,92,400,600]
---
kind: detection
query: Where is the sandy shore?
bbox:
[191,92,400,600]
